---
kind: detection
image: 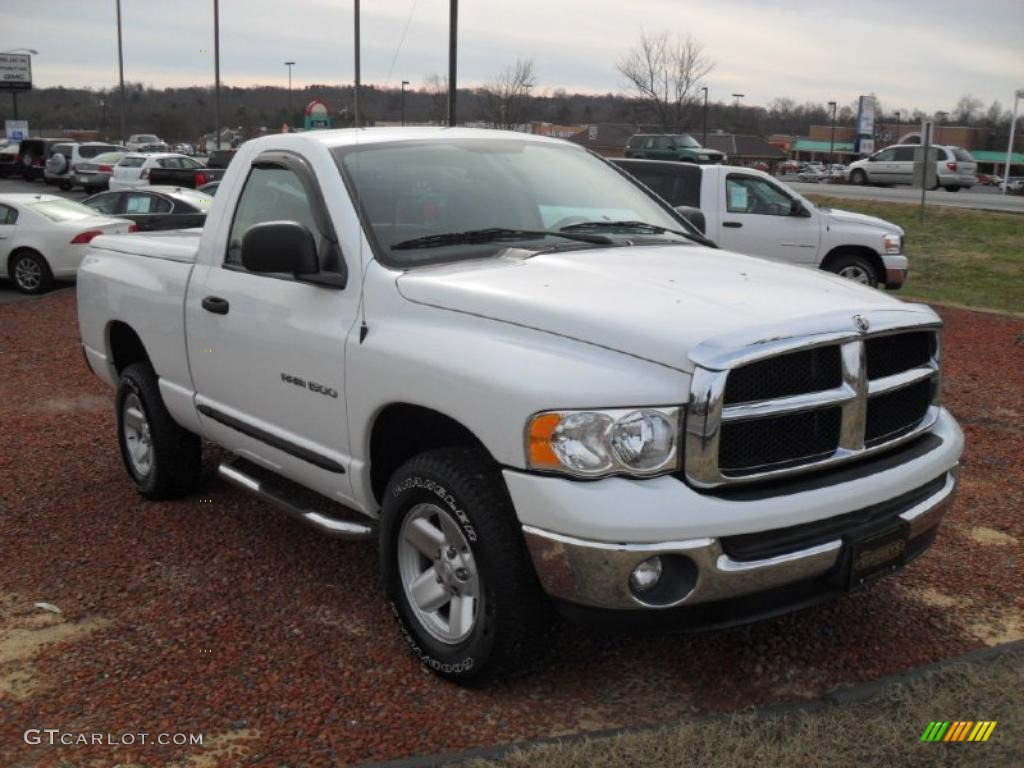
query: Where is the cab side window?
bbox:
[226,166,319,266]
[0,204,18,225]
[873,149,896,162]
[725,175,794,216]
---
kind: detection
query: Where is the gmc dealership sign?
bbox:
[0,54,33,91]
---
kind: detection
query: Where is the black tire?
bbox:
[380,446,549,685]
[944,186,960,192]
[850,169,868,185]
[115,361,201,500]
[825,252,880,288]
[58,180,72,191]
[9,250,53,295]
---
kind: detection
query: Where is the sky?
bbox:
[5,0,1023,114]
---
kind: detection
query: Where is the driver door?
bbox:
[714,173,820,265]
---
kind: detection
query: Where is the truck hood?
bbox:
[825,207,902,235]
[396,244,907,371]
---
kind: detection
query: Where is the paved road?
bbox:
[784,178,1024,213]
[0,177,88,302]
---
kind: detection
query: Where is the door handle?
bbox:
[722,221,743,228]
[202,296,230,315]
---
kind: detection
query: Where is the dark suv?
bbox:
[625,133,725,164]
[15,138,64,180]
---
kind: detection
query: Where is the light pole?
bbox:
[731,93,744,133]
[828,100,837,164]
[1003,89,1024,195]
[115,0,126,144]
[354,0,360,127]
[0,48,37,121]
[213,0,221,149]
[284,61,295,129]
[401,80,410,126]
[893,110,901,146]
[448,0,458,126]
[701,86,709,146]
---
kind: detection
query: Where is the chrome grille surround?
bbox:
[685,307,943,488]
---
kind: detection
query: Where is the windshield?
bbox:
[335,139,693,267]
[675,134,701,148]
[28,199,102,222]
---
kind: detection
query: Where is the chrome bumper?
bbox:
[522,469,958,610]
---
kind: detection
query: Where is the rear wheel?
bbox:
[826,253,879,288]
[116,362,201,499]
[9,251,53,294]
[380,447,549,684]
[850,169,868,185]
[944,185,960,192]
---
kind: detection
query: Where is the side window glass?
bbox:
[125,194,171,214]
[643,137,656,149]
[893,148,915,162]
[226,166,319,266]
[87,193,120,214]
[726,176,793,216]
[0,204,18,225]
[873,149,895,162]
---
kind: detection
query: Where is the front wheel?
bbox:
[826,253,879,288]
[116,362,201,499]
[850,169,868,185]
[380,447,549,684]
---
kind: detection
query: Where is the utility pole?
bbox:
[214,0,221,149]
[285,61,295,128]
[448,0,458,126]
[894,111,901,146]
[353,0,360,127]
[1003,89,1023,195]
[701,86,709,146]
[828,101,837,164]
[401,80,409,126]
[117,0,126,145]
[731,93,744,133]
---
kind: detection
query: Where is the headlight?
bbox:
[883,233,902,254]
[526,407,681,478]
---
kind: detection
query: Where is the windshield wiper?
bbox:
[391,227,613,250]
[560,220,712,246]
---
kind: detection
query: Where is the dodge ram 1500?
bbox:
[77,128,963,683]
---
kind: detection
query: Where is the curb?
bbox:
[355,639,1024,768]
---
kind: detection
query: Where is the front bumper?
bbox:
[882,253,908,289]
[522,468,957,611]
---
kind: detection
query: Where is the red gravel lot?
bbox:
[1,291,1021,767]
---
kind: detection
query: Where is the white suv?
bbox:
[44,142,126,189]
[126,134,169,152]
[847,144,977,191]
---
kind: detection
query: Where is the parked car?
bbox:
[625,133,726,164]
[205,148,238,169]
[126,134,170,153]
[44,142,127,189]
[173,143,196,156]
[14,138,63,180]
[613,158,908,288]
[109,153,205,191]
[76,128,962,683]
[826,163,847,181]
[797,165,829,183]
[73,151,130,192]
[147,158,225,189]
[847,145,977,191]
[196,181,221,196]
[83,186,212,231]
[0,194,135,294]
[778,159,802,174]
[0,143,20,177]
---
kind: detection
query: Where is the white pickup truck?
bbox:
[613,159,909,289]
[78,128,963,683]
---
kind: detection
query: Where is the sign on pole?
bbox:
[0,53,33,91]
[4,119,29,140]
[853,95,876,155]
[304,99,332,130]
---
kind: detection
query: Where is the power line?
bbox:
[384,0,419,86]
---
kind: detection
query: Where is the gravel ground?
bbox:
[1,292,1021,767]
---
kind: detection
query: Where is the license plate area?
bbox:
[843,521,909,591]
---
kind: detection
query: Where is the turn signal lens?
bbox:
[528,413,562,469]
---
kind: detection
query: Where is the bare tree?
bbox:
[481,58,537,130]
[617,31,712,131]
[952,94,984,125]
[423,74,448,125]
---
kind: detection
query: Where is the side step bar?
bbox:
[218,462,376,541]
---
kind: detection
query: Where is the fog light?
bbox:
[630,556,663,593]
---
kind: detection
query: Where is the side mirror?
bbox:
[790,199,810,217]
[674,205,706,234]
[241,221,320,275]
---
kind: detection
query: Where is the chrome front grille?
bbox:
[685,308,943,488]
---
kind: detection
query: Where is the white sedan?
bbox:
[0,194,135,294]
[109,153,206,191]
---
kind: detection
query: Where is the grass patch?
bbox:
[461,645,1023,768]
[806,195,1024,314]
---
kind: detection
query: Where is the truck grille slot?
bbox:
[685,315,942,488]
[865,378,933,446]
[720,407,841,475]
[724,346,842,405]
[866,331,934,380]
